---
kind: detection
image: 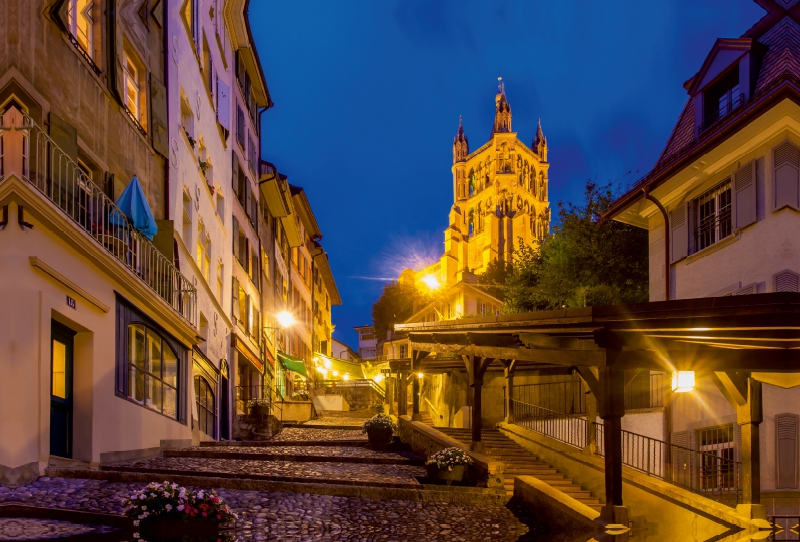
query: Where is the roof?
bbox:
[605,7,800,221]
[289,184,322,240]
[396,292,800,374]
[404,281,504,326]
[312,247,342,305]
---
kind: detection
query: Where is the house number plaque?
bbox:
[66,296,76,310]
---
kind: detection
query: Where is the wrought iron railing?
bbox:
[769,516,800,541]
[2,109,197,325]
[594,423,741,502]
[318,378,386,399]
[513,380,587,415]
[512,400,588,449]
[624,371,666,410]
[701,92,746,131]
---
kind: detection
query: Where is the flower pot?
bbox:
[367,427,393,444]
[249,404,269,418]
[139,519,227,538]
[426,464,466,485]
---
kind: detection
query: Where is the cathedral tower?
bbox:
[453,116,469,202]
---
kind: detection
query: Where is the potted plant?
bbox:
[247,398,270,418]
[370,402,384,413]
[362,413,397,444]
[425,447,473,485]
[198,160,209,175]
[124,481,237,539]
[186,134,196,149]
[206,181,215,195]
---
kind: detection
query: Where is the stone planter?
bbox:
[249,404,269,418]
[139,519,228,538]
[426,464,466,485]
[367,427,393,444]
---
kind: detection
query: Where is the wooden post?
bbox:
[576,366,600,455]
[410,350,429,422]
[599,362,625,514]
[739,378,763,506]
[463,355,494,453]
[398,372,408,416]
[502,360,517,423]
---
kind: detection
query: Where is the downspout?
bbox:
[162,0,170,221]
[643,188,670,302]
[643,187,673,474]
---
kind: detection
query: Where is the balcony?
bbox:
[700,92,745,132]
[0,106,197,326]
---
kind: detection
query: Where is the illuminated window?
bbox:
[67,0,94,57]
[197,221,211,282]
[127,324,179,419]
[123,50,147,131]
[194,376,216,437]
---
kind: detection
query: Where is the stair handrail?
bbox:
[512,399,588,449]
[423,397,442,422]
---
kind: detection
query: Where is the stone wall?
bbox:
[233,415,282,441]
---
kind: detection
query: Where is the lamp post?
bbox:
[262,310,296,401]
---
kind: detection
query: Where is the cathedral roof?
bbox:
[606,0,800,220]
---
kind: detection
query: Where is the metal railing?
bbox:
[624,371,666,410]
[701,92,745,131]
[769,516,800,541]
[594,423,741,502]
[513,380,587,415]
[317,379,385,399]
[3,109,196,325]
[234,384,283,420]
[512,400,588,450]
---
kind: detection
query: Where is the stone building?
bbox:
[0,0,191,485]
[403,81,551,323]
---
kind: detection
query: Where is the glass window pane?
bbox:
[148,332,162,376]
[129,324,146,370]
[128,366,144,404]
[52,340,67,399]
[164,387,177,419]
[163,346,178,387]
[146,375,163,413]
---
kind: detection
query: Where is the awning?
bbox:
[278,351,308,378]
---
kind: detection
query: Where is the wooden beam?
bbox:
[711,372,748,407]
[576,366,601,398]
[410,341,607,366]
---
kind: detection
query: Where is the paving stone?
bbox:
[272,428,367,441]
[0,478,544,541]
[301,417,370,427]
[180,445,419,461]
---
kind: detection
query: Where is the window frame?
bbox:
[115,296,187,424]
[691,179,732,254]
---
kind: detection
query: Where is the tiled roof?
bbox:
[652,16,800,172]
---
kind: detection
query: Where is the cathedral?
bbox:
[401,80,551,322]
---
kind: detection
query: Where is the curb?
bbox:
[44,468,509,506]
[200,440,369,447]
[163,449,425,466]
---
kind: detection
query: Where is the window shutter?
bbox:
[734,283,756,296]
[232,154,240,196]
[217,78,231,131]
[149,74,168,156]
[776,414,798,489]
[671,431,689,482]
[670,203,688,263]
[775,270,800,293]
[245,182,252,218]
[232,215,239,256]
[231,276,240,322]
[111,3,125,104]
[50,0,70,33]
[733,161,756,229]
[244,237,250,273]
[774,141,800,210]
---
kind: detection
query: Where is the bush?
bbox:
[361,413,398,433]
[426,447,474,471]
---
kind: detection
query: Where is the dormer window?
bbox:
[701,66,744,131]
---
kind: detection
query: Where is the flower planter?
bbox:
[249,404,269,418]
[367,427,393,444]
[426,464,466,485]
[139,519,227,538]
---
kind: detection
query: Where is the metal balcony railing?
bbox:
[512,400,588,449]
[701,92,746,132]
[1,107,196,325]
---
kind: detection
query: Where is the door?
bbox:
[50,321,76,458]
[220,375,230,440]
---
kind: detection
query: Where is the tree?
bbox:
[477,259,513,301]
[371,280,430,340]
[503,181,649,313]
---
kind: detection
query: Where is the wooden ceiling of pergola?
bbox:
[391,293,800,373]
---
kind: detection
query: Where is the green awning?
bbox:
[278,352,309,378]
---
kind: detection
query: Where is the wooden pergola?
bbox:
[393,293,800,518]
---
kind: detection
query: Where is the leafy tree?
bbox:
[503,181,649,313]
[371,280,430,340]
[477,259,513,301]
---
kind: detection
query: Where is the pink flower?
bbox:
[202,512,207,517]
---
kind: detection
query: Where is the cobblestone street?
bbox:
[181,445,420,460]
[0,477,545,541]
[270,428,367,441]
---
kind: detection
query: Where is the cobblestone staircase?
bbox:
[437,427,603,511]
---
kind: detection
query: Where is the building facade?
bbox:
[606,0,800,509]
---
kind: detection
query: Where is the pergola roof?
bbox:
[394,293,800,373]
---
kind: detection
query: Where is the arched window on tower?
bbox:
[539,172,545,200]
[468,209,475,238]
[477,202,482,232]
[532,170,537,196]
[469,168,475,197]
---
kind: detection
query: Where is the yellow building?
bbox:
[404,81,552,322]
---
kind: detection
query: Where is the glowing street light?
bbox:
[420,275,440,291]
[276,311,295,329]
[672,371,695,393]
[417,372,424,379]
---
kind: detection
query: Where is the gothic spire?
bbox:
[492,77,512,136]
[453,115,469,163]
[533,118,548,161]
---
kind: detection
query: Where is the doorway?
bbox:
[50,321,76,458]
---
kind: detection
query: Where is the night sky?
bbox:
[250,0,766,350]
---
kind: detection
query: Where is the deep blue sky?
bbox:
[250,0,766,349]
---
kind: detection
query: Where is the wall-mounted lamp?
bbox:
[672,371,695,393]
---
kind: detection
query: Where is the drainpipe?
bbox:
[643,188,670,302]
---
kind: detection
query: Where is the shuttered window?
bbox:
[776,414,798,489]
[774,141,800,211]
[734,283,756,296]
[670,204,688,263]
[733,161,756,229]
[774,270,800,293]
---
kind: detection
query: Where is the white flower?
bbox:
[177,505,185,511]
[165,504,172,511]
[133,520,140,527]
